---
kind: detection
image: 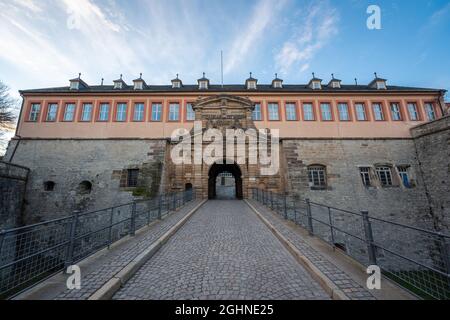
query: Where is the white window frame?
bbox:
[151,103,162,121]
[308,166,327,188]
[116,103,127,122]
[425,103,436,121]
[355,103,367,121]
[63,103,75,121]
[390,103,402,121]
[199,81,208,90]
[81,103,93,121]
[169,103,180,121]
[29,103,41,121]
[338,103,349,121]
[320,103,332,121]
[252,103,262,121]
[99,103,109,121]
[186,103,195,121]
[285,103,297,121]
[268,103,279,121]
[46,103,58,121]
[407,103,419,121]
[133,103,144,121]
[303,103,314,121]
[359,167,371,187]
[247,81,257,90]
[312,81,321,90]
[373,103,384,121]
[376,166,393,187]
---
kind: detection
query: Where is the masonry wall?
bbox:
[412,115,450,232]
[0,161,29,230]
[4,139,167,225]
[282,138,436,269]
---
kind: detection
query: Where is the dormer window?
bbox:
[245,72,258,90]
[328,75,341,89]
[272,73,283,89]
[308,73,322,90]
[70,81,79,90]
[133,74,146,90]
[113,74,127,90]
[197,73,209,90]
[69,73,88,91]
[369,73,387,90]
[172,74,182,89]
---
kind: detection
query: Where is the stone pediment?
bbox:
[193,94,254,111]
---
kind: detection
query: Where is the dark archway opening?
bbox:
[185,183,193,191]
[208,162,243,200]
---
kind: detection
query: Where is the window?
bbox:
[247,81,257,90]
[151,103,162,121]
[397,166,411,188]
[312,81,321,90]
[252,103,262,121]
[43,181,55,191]
[425,103,436,121]
[303,103,314,121]
[390,103,402,121]
[407,103,419,121]
[46,103,58,121]
[29,103,41,121]
[285,103,297,121]
[127,169,139,187]
[338,103,349,121]
[98,103,109,121]
[133,103,144,121]
[81,103,93,121]
[372,103,384,121]
[70,81,79,90]
[320,103,332,121]
[186,103,195,121]
[172,81,181,89]
[273,81,282,88]
[376,81,386,90]
[134,81,143,90]
[63,103,76,121]
[376,166,393,187]
[116,103,127,122]
[78,181,92,195]
[355,103,367,121]
[359,167,371,187]
[308,165,327,189]
[169,103,180,121]
[268,103,279,121]
[199,81,208,89]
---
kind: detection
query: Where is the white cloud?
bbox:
[224,0,288,74]
[12,0,42,13]
[275,2,339,74]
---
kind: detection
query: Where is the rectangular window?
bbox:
[338,103,349,121]
[407,103,419,121]
[116,103,127,122]
[355,103,367,121]
[308,166,327,188]
[397,166,411,188]
[151,103,162,121]
[98,103,109,121]
[303,103,314,121]
[29,103,41,121]
[252,103,262,121]
[285,103,297,121]
[424,103,436,121]
[376,167,393,187]
[81,103,93,121]
[186,103,195,121]
[372,103,384,121]
[133,103,144,121]
[169,103,180,121]
[320,103,332,121]
[46,103,58,121]
[359,167,371,187]
[268,103,279,120]
[390,103,402,121]
[127,169,139,188]
[63,103,75,121]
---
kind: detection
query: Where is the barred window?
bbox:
[127,169,139,188]
[308,165,327,188]
[376,166,393,187]
[359,167,371,187]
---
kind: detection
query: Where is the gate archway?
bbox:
[208,162,243,199]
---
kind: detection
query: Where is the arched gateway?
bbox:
[166,94,283,199]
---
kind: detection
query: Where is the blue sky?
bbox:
[0,0,449,99]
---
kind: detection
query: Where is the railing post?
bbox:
[438,234,450,284]
[108,208,114,248]
[306,199,314,236]
[65,211,80,270]
[130,202,137,236]
[284,194,288,219]
[158,195,162,220]
[361,210,377,265]
[328,207,335,249]
[270,191,274,209]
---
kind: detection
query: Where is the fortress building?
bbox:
[3,73,449,233]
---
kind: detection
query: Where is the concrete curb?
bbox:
[87,199,207,300]
[244,200,350,301]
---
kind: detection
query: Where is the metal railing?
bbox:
[0,189,195,299]
[251,188,450,300]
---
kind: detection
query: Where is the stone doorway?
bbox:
[208,162,243,200]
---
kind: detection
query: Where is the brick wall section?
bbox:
[0,161,29,229]
[4,139,166,225]
[411,115,450,232]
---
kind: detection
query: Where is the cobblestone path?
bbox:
[114,200,330,300]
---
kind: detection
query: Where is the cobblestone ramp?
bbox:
[114,200,330,300]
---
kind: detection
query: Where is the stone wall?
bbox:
[411,115,450,232]
[4,139,167,225]
[0,161,29,230]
